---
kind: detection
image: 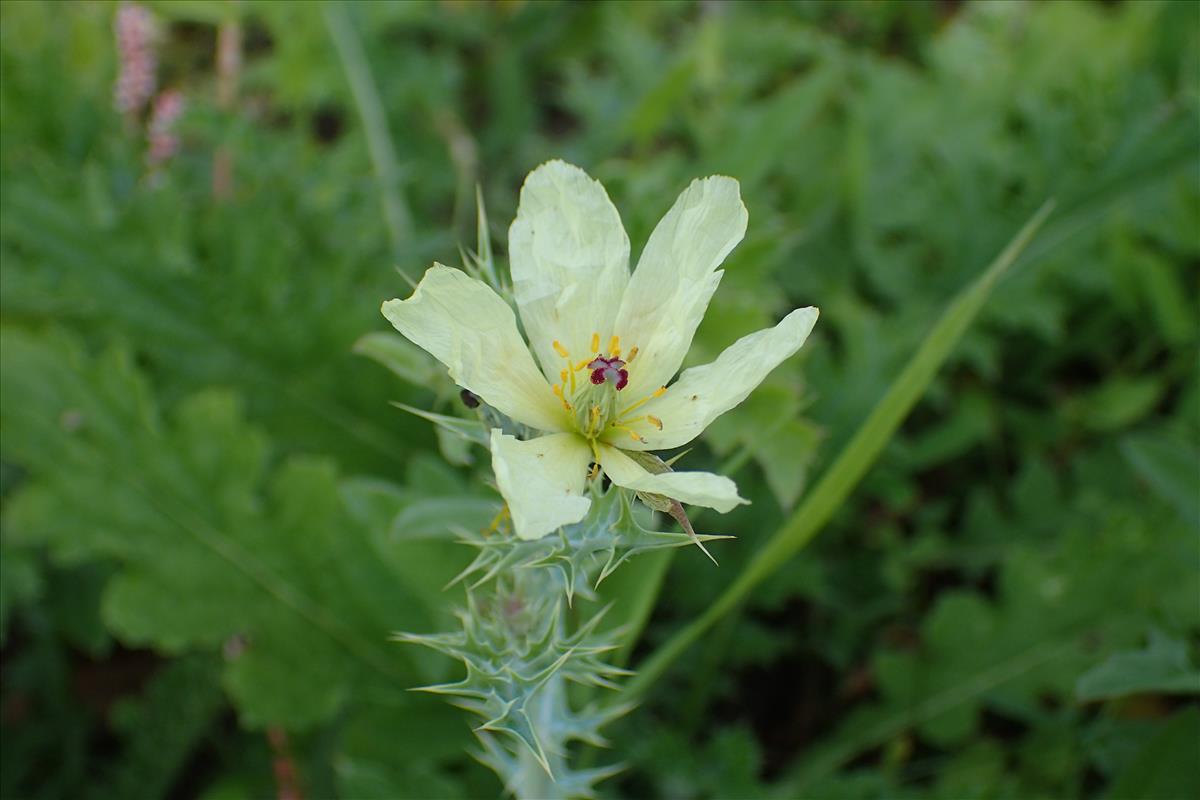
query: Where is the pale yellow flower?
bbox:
[383,161,818,540]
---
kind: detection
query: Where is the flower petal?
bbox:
[614,176,748,397]
[509,160,630,380]
[609,307,819,451]
[598,444,747,513]
[491,430,592,540]
[382,264,567,432]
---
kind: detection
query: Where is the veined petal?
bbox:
[509,160,630,380]
[609,307,819,451]
[382,265,567,432]
[614,176,748,397]
[491,430,592,540]
[598,444,746,513]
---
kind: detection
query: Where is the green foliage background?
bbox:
[1,1,1197,798]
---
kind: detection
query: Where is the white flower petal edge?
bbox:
[382,265,568,433]
[614,176,748,397]
[509,160,631,380]
[491,430,593,541]
[598,444,747,514]
[611,306,820,451]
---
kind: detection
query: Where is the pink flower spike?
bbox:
[113,2,158,117]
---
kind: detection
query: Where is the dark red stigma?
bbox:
[588,356,629,390]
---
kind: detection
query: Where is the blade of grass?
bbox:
[612,199,1056,707]
[324,3,413,270]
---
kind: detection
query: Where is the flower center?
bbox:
[587,356,628,389]
[550,333,666,445]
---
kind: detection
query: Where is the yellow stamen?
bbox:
[552,340,569,358]
[610,424,647,444]
[484,506,511,536]
[552,384,572,411]
[626,346,639,362]
[560,369,569,383]
[613,414,661,433]
[590,332,600,353]
[609,335,620,356]
[619,386,667,418]
[574,357,592,371]
[588,438,602,470]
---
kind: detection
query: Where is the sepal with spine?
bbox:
[449,484,731,606]
[394,443,727,797]
[396,574,633,792]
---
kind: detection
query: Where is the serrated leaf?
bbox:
[0,330,451,730]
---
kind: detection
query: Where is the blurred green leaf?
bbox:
[99,655,225,800]
[0,539,40,643]
[1120,430,1200,528]
[1065,376,1166,433]
[1076,630,1200,702]
[0,330,464,749]
[1105,708,1200,800]
[353,331,441,388]
[779,496,1198,791]
[340,475,497,542]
